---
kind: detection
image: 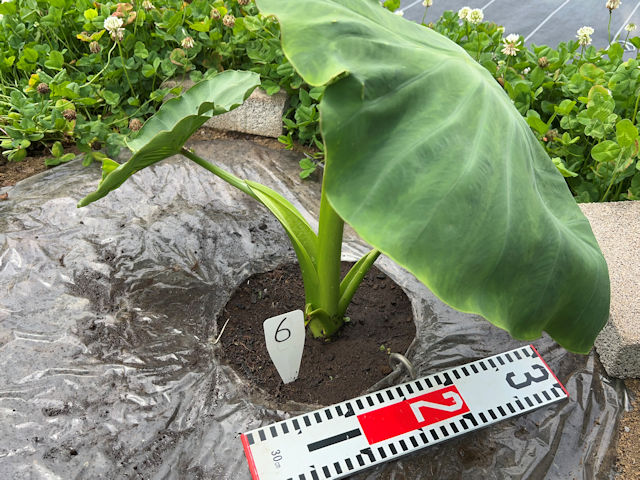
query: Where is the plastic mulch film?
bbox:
[0,140,627,479]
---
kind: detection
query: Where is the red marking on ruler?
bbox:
[241,433,260,480]
[357,385,469,444]
[529,344,570,397]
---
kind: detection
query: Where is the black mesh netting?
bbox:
[0,140,627,479]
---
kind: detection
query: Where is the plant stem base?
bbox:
[219,262,416,405]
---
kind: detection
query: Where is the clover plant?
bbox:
[79,0,610,354]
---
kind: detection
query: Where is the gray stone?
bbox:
[163,77,287,138]
[580,201,640,378]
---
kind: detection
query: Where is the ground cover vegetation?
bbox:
[1,1,639,201]
[428,6,640,202]
[0,0,320,166]
[78,0,610,355]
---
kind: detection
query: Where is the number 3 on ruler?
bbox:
[506,364,549,389]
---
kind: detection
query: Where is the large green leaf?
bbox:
[77,70,260,207]
[257,0,610,353]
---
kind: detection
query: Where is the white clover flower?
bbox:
[458,6,471,20]
[394,10,404,16]
[467,8,484,24]
[142,0,155,10]
[422,0,433,6]
[502,43,518,56]
[626,23,637,32]
[505,33,520,43]
[104,16,125,41]
[523,67,531,75]
[104,16,123,34]
[577,26,594,46]
[606,0,621,10]
[181,36,194,49]
[501,33,521,56]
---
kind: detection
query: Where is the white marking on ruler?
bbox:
[525,0,573,42]
[241,345,569,480]
[410,391,464,421]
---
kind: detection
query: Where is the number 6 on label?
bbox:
[263,310,305,384]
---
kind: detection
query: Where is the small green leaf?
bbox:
[76,97,99,106]
[607,42,623,63]
[261,79,281,95]
[554,99,576,116]
[189,20,211,32]
[45,156,62,166]
[616,118,638,148]
[626,172,640,199]
[8,149,27,162]
[21,47,38,64]
[0,1,17,15]
[525,111,548,135]
[51,141,64,157]
[528,67,545,89]
[552,157,578,177]
[102,90,120,106]
[45,50,64,70]
[134,42,149,59]
[299,157,316,178]
[141,64,156,78]
[591,140,621,162]
[243,16,263,32]
[100,157,120,179]
[84,8,98,20]
[579,63,605,83]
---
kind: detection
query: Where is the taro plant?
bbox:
[79,0,610,354]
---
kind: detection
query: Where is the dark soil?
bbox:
[0,154,49,187]
[0,144,81,187]
[617,379,640,479]
[219,262,416,406]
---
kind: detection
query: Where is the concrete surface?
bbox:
[163,77,287,138]
[581,201,640,378]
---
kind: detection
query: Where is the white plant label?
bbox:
[263,310,305,384]
[241,344,569,480]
